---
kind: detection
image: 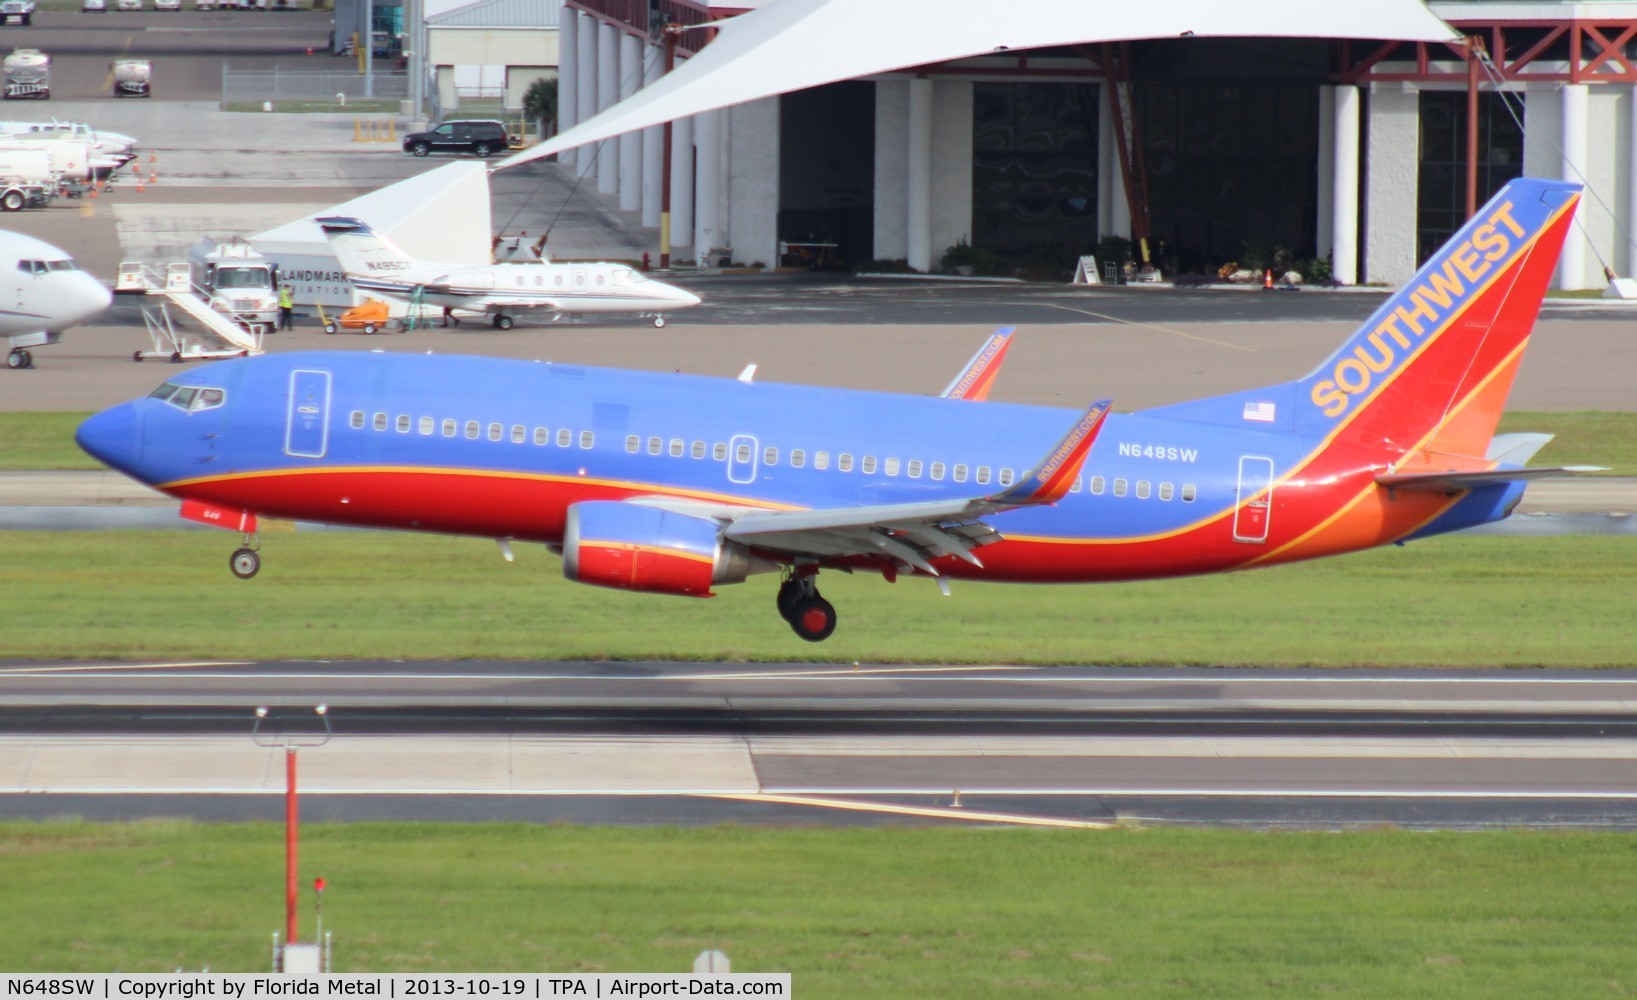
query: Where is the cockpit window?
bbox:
[46,260,77,272]
[16,260,42,275]
[148,382,227,412]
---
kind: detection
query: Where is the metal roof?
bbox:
[429,0,559,29]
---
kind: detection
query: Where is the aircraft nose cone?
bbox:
[75,401,143,476]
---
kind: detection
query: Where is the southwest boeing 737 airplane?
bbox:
[77,179,1592,641]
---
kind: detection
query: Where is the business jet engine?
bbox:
[562,501,769,597]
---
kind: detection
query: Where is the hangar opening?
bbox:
[779,82,876,268]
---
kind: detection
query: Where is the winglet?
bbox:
[990,399,1112,506]
[941,327,1015,401]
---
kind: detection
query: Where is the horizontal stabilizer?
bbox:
[1376,466,1607,495]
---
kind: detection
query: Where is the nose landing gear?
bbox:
[777,570,836,642]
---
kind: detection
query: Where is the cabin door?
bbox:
[284,369,332,459]
[1232,455,1274,544]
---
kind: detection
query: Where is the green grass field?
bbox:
[5,412,1631,472]
[1,531,1632,665]
[3,821,1636,995]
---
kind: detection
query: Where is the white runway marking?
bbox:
[0,661,251,674]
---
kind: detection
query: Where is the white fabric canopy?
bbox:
[494,0,1456,171]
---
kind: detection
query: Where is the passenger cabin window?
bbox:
[349,410,364,429]
[713,443,727,461]
[884,458,900,477]
[511,425,526,444]
[791,449,806,468]
[648,437,662,455]
[534,427,549,446]
[907,460,922,479]
[374,412,388,431]
[1159,482,1174,501]
[396,415,411,433]
[1136,480,1151,499]
[764,447,778,466]
[442,419,456,438]
[1090,475,1105,495]
[670,439,684,458]
[692,441,706,459]
[580,431,594,449]
[419,417,434,436]
[465,420,479,440]
[814,451,830,470]
[557,429,573,448]
[930,461,944,480]
[953,464,968,483]
[838,453,854,473]
[862,456,878,475]
[999,468,1014,486]
[976,466,991,485]
[1070,477,1081,493]
[1182,484,1198,502]
[487,422,502,442]
[1113,478,1128,497]
[626,435,640,454]
[735,442,752,463]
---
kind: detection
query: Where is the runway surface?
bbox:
[5,660,1637,829]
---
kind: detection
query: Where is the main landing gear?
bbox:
[6,348,32,369]
[777,570,836,642]
[492,313,515,330]
[229,531,261,579]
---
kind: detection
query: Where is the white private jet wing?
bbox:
[716,399,1112,575]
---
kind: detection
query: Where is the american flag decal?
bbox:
[1242,401,1276,423]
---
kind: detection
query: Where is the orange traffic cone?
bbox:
[1262,269,1274,290]
[147,170,156,185]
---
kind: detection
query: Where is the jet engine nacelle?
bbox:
[562,501,759,597]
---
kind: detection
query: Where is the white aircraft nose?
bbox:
[64,274,113,326]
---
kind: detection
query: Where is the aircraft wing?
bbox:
[1376,465,1608,494]
[423,291,565,313]
[719,399,1111,575]
[940,327,1015,401]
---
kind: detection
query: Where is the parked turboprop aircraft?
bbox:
[78,180,1595,640]
[1,230,112,368]
[316,215,702,329]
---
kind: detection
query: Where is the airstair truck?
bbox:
[3,49,49,100]
[188,237,280,335]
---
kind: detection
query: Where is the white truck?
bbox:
[188,237,281,334]
[0,0,34,25]
[112,59,151,98]
[0,136,91,184]
[2,49,48,101]
[0,148,54,210]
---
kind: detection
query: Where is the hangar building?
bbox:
[537,0,1637,291]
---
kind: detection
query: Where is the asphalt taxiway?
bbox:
[4,660,1637,829]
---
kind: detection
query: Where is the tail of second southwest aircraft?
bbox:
[1148,178,1582,469]
[315,215,420,281]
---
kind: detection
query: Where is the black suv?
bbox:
[402,120,511,158]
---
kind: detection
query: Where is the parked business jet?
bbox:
[78,179,1594,640]
[1,230,112,368]
[316,215,702,329]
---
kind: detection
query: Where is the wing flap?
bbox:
[723,399,1110,574]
